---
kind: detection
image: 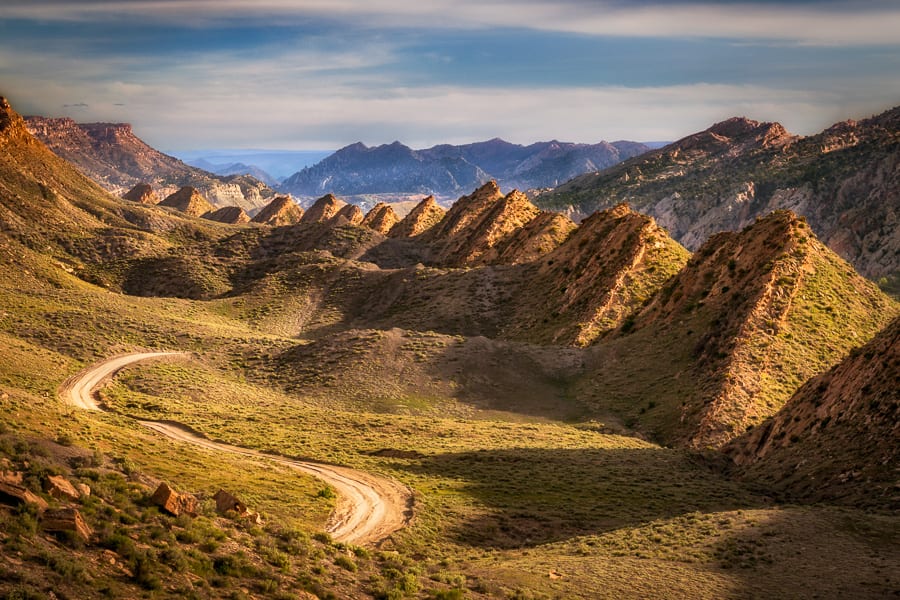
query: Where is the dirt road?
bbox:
[59,352,412,546]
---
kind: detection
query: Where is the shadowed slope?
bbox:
[726,316,900,508]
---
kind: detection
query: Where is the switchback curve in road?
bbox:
[59,352,412,546]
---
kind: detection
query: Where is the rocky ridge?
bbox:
[300,194,345,225]
[388,196,446,238]
[158,186,215,217]
[279,137,650,199]
[580,210,897,449]
[122,183,159,205]
[727,316,900,508]
[538,107,900,287]
[25,116,277,211]
[362,203,400,234]
[330,203,365,227]
[251,196,304,226]
[203,205,251,225]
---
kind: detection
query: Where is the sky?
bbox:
[1,0,899,151]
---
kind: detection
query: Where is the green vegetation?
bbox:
[1,103,898,597]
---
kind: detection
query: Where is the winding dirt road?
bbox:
[59,352,412,546]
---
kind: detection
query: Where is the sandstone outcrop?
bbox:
[362,203,400,234]
[0,481,49,510]
[251,196,304,226]
[44,474,81,501]
[150,482,198,517]
[41,507,92,542]
[159,186,215,217]
[203,205,251,224]
[122,183,159,205]
[388,196,445,238]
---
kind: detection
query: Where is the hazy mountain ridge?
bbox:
[186,158,280,187]
[279,137,650,199]
[25,116,277,212]
[537,108,900,289]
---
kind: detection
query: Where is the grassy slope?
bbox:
[1,100,898,597]
[577,213,898,449]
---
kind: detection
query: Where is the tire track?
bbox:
[59,352,412,546]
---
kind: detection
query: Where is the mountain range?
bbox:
[24,117,277,212]
[537,109,900,291]
[280,137,650,200]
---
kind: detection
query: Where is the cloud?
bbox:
[62,102,89,108]
[3,1,900,46]
[8,61,898,150]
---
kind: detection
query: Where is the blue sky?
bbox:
[1,1,898,150]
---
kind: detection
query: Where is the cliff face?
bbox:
[25,116,276,211]
[539,108,900,286]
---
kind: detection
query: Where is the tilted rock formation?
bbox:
[362,202,400,234]
[0,481,49,511]
[423,181,504,242]
[726,316,900,508]
[251,195,304,226]
[506,204,688,346]
[388,195,445,238]
[330,203,364,226]
[488,210,576,265]
[299,193,345,225]
[122,183,159,205]
[581,210,898,449]
[203,205,251,224]
[423,181,548,266]
[159,186,215,217]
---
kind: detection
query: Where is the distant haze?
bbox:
[172,150,333,180]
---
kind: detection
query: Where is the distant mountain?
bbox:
[279,138,649,199]
[537,107,900,289]
[186,158,279,187]
[174,149,332,180]
[24,117,277,212]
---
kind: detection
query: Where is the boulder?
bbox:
[213,489,262,523]
[213,489,247,515]
[150,482,198,517]
[0,481,48,510]
[44,475,80,501]
[75,483,91,497]
[41,507,92,542]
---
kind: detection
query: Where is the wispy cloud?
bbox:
[3,1,900,45]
